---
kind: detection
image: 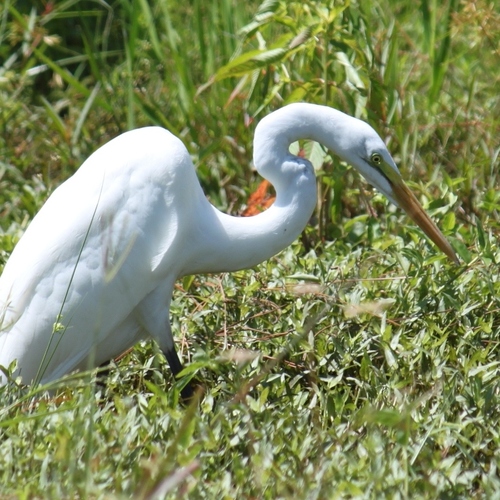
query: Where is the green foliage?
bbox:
[1,0,500,497]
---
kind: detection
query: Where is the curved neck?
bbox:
[252,103,356,186]
[182,103,362,276]
[184,180,316,275]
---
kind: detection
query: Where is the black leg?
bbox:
[96,361,112,388]
[164,347,195,402]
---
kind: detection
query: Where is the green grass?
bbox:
[1,0,500,497]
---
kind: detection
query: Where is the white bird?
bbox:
[0,103,458,395]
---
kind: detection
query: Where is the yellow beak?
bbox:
[391,180,459,264]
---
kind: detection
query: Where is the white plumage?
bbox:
[0,103,457,389]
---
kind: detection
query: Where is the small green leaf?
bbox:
[213,48,288,81]
[442,211,455,232]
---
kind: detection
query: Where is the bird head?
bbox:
[339,127,459,264]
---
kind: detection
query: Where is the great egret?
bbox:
[0,103,458,394]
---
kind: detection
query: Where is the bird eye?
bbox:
[371,153,382,165]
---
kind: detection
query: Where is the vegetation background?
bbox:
[0,0,499,497]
